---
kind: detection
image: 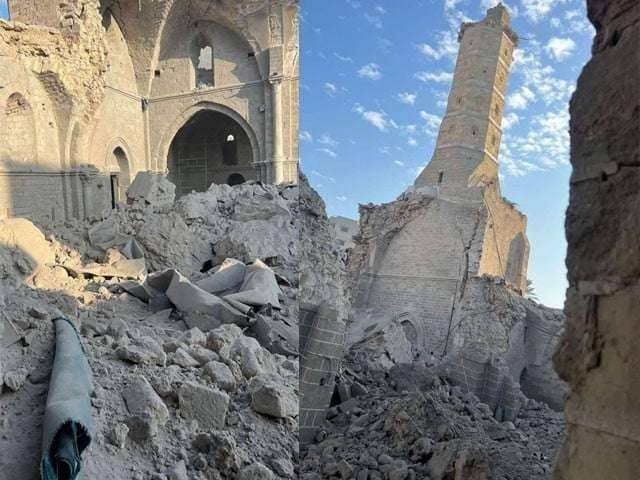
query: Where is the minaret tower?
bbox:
[414,4,518,203]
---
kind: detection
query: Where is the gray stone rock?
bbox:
[202,361,236,392]
[4,370,27,392]
[107,423,129,449]
[239,463,275,480]
[178,382,229,429]
[188,346,219,366]
[230,335,276,379]
[172,348,200,368]
[116,336,166,366]
[250,373,298,418]
[206,324,244,357]
[122,375,169,441]
[166,460,188,480]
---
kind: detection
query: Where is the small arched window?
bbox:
[222,134,238,165]
[192,34,214,88]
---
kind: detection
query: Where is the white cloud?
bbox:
[416,30,459,61]
[507,86,536,110]
[545,37,577,61]
[408,138,418,147]
[318,133,339,147]
[521,0,569,22]
[420,111,442,136]
[397,92,418,105]
[394,160,405,166]
[374,5,387,14]
[415,71,453,83]
[317,148,338,158]
[354,104,389,131]
[300,131,313,142]
[358,63,382,80]
[336,195,348,202]
[311,170,336,183]
[333,52,353,63]
[512,47,574,106]
[500,107,570,176]
[502,112,520,130]
[324,82,338,96]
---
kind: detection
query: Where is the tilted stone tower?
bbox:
[415,4,518,204]
[349,4,530,360]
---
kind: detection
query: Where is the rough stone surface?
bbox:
[178,382,230,430]
[0,0,299,225]
[250,373,298,419]
[553,1,640,478]
[122,375,169,441]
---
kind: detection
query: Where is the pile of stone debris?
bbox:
[300,357,564,480]
[0,173,300,479]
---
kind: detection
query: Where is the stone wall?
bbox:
[0,0,299,226]
[553,0,640,477]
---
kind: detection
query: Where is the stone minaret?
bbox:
[414,4,518,204]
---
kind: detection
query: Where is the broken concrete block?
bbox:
[206,324,244,357]
[28,306,48,320]
[0,219,55,270]
[127,172,176,208]
[4,370,27,392]
[239,463,275,480]
[122,375,169,441]
[172,348,200,368]
[187,346,219,366]
[107,423,129,449]
[177,328,206,346]
[178,382,229,429]
[116,336,166,366]
[229,335,276,379]
[249,373,298,418]
[202,361,236,392]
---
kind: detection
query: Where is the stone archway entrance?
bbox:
[167,110,256,198]
[109,147,130,207]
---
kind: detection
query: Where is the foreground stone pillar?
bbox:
[553,1,640,478]
[270,78,285,184]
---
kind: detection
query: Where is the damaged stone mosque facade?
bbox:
[0,0,299,223]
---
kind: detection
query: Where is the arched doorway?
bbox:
[227,173,245,186]
[109,147,131,207]
[167,110,255,198]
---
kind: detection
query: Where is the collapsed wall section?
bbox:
[349,192,487,357]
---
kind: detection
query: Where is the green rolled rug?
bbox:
[41,317,94,480]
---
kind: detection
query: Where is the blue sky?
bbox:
[301,0,594,308]
[0,1,7,19]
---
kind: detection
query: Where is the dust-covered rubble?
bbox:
[301,359,564,480]
[0,174,300,479]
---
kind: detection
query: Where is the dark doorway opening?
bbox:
[168,110,255,198]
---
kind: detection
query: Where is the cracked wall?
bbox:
[0,0,299,224]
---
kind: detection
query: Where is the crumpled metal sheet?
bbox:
[41,317,94,480]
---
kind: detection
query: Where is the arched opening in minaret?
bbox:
[167,110,256,198]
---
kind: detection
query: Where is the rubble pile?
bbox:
[0,175,300,479]
[300,360,564,480]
